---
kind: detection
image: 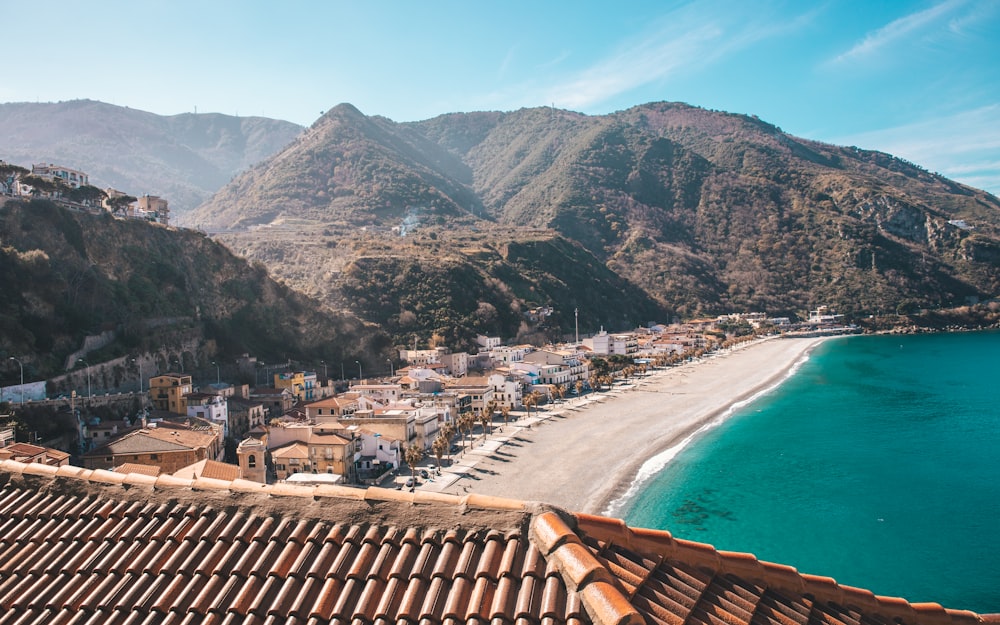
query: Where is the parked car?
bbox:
[404,477,414,488]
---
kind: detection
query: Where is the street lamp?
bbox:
[211,361,220,384]
[355,360,362,380]
[8,357,23,405]
[77,358,91,399]
[387,359,394,377]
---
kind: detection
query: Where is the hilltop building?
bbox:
[136,194,169,225]
[27,162,89,188]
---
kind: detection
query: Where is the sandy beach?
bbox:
[431,336,829,515]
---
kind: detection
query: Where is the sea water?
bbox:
[623,331,1000,613]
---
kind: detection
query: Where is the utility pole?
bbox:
[77,359,91,399]
[8,357,23,405]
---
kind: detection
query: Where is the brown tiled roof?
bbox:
[172,459,240,482]
[0,460,993,625]
[0,443,69,465]
[114,463,162,477]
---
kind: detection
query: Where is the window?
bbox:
[248,455,256,468]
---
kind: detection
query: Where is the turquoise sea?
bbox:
[623,331,1000,613]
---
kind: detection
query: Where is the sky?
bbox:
[3,0,999,195]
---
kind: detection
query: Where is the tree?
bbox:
[107,193,137,215]
[553,384,565,402]
[18,174,64,197]
[457,412,474,452]
[432,433,449,468]
[522,393,535,417]
[575,380,584,396]
[500,405,510,426]
[479,403,494,439]
[404,443,423,485]
[0,162,28,193]
[530,390,543,411]
[67,184,107,207]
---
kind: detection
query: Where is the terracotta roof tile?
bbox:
[0,461,991,625]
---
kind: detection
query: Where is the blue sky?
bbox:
[4,0,998,194]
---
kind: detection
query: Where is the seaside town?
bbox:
[0,157,865,490]
[3,5,998,622]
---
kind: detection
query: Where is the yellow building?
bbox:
[274,371,305,400]
[149,373,193,414]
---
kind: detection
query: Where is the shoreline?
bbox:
[431,335,832,515]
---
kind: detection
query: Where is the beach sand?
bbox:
[434,336,828,515]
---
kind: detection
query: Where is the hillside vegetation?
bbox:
[0,199,390,380]
[186,102,1000,341]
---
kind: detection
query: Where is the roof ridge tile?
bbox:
[531,512,642,625]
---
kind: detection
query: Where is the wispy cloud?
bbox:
[830,0,966,64]
[497,46,517,81]
[526,2,816,112]
[835,105,1000,196]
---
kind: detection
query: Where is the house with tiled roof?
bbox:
[444,376,494,413]
[265,422,359,483]
[173,458,241,482]
[0,459,995,625]
[0,442,69,466]
[80,424,222,473]
[305,395,360,421]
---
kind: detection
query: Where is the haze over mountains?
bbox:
[0,100,302,213]
[4,99,1000,349]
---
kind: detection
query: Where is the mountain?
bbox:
[187,102,1000,341]
[0,198,391,382]
[0,100,303,215]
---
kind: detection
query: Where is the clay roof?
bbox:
[270,441,310,459]
[83,428,216,457]
[0,443,69,464]
[114,463,162,477]
[172,459,240,482]
[0,460,994,625]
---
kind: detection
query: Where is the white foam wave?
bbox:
[601,348,813,517]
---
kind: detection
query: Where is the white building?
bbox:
[487,373,522,410]
[583,329,639,356]
[488,345,531,366]
[522,349,591,386]
[29,163,89,188]
[398,348,441,366]
[185,392,230,439]
[476,335,502,350]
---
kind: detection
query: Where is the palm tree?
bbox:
[478,411,490,440]
[432,433,449,468]
[481,401,496,439]
[575,380,584,396]
[404,443,423,486]
[457,412,475,452]
[522,393,535,417]
[500,405,510,427]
